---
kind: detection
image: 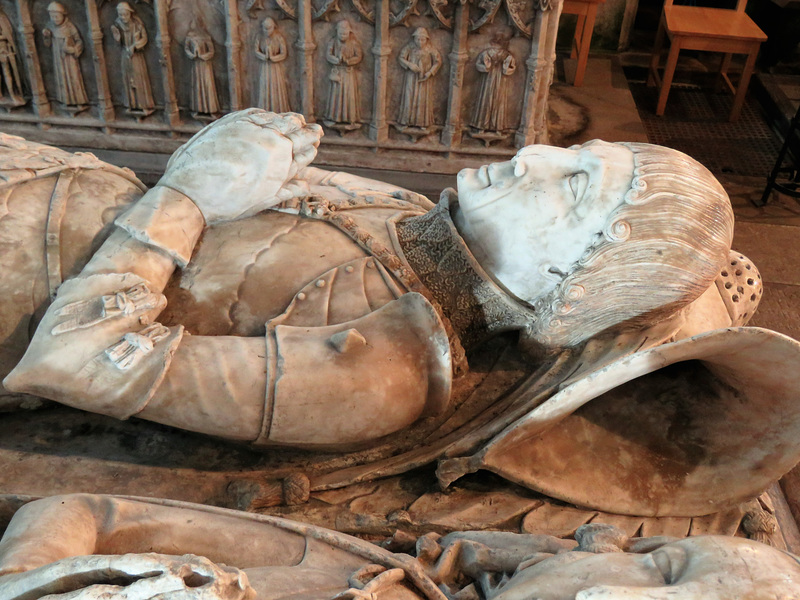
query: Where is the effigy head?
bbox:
[493,533,800,600]
[455,140,733,349]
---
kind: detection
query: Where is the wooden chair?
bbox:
[562,0,607,87]
[648,0,767,121]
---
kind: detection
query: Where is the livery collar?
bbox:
[395,189,537,351]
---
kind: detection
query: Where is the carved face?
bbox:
[336,21,351,42]
[116,7,132,23]
[454,140,634,305]
[491,536,800,600]
[49,10,65,25]
[412,29,428,47]
[263,18,275,34]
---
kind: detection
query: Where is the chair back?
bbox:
[662,0,747,11]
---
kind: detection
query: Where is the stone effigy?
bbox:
[0,109,798,533]
[1,494,799,599]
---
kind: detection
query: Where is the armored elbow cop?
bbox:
[255,292,453,450]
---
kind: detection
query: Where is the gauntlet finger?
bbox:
[287,127,323,156]
[293,147,317,171]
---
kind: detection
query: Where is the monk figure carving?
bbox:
[42,2,88,113]
[111,2,155,118]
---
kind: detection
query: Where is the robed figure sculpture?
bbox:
[42,2,88,112]
[0,8,24,108]
[396,27,442,138]
[111,2,155,117]
[255,17,291,113]
[185,24,220,121]
[323,20,362,133]
[470,32,517,140]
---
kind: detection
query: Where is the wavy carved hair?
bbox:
[527,142,734,349]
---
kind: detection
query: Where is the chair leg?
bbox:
[571,14,586,60]
[656,38,681,116]
[730,46,758,122]
[648,17,666,87]
[573,6,597,87]
[716,53,733,93]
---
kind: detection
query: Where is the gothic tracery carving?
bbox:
[471,0,544,37]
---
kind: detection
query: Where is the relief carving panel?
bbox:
[0,0,565,171]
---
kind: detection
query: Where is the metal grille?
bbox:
[626,82,783,178]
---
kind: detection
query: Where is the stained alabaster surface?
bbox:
[1,494,799,600]
[0,109,796,528]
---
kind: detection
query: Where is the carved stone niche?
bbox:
[0,0,565,174]
[0,1,27,109]
[37,0,94,115]
[169,0,231,124]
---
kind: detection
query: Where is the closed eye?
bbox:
[650,547,688,585]
[568,171,589,203]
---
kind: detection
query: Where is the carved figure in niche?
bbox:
[255,17,291,113]
[111,2,155,118]
[4,110,799,523]
[0,8,24,108]
[185,23,220,122]
[469,31,517,146]
[324,20,363,133]
[2,495,800,600]
[395,27,442,140]
[42,2,88,113]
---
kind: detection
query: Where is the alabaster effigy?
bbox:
[1,494,799,599]
[0,109,798,592]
